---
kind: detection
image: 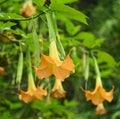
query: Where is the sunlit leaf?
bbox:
[96,50,116,67]
[65,20,81,35]
[51,0,77,4]
[75,32,95,41]
[33,0,44,7]
[50,3,88,24]
[75,32,104,48]
[0,13,24,20]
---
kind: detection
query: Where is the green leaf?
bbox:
[2,99,23,110]
[96,50,116,67]
[75,32,104,48]
[51,0,77,4]
[65,20,81,35]
[33,0,44,7]
[0,13,24,20]
[112,111,120,119]
[10,28,25,36]
[75,32,95,41]
[0,22,16,32]
[2,22,16,28]
[91,38,105,48]
[50,3,88,24]
[0,111,13,119]
[64,100,78,107]
[101,68,112,77]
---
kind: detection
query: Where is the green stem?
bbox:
[92,54,101,77]
[84,54,89,81]
[46,12,56,42]
[26,43,32,74]
[46,11,65,57]
[32,19,40,67]
[92,53,103,87]
[16,42,23,86]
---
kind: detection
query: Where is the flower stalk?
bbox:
[46,11,65,58]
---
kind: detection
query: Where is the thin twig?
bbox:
[0,10,49,22]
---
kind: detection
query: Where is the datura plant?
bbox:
[0,0,116,118]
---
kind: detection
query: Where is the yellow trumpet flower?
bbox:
[19,73,47,103]
[50,79,66,99]
[95,103,107,115]
[35,41,74,81]
[82,76,114,105]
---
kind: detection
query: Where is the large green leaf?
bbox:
[50,3,87,24]
[96,50,116,67]
[75,32,104,48]
[76,32,95,41]
[65,19,81,35]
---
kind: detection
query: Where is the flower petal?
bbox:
[36,54,53,79]
[50,89,66,99]
[61,54,74,72]
[95,103,107,115]
[19,90,32,103]
[53,54,74,81]
[102,86,114,102]
[36,54,74,81]
[32,87,47,101]
[82,86,114,105]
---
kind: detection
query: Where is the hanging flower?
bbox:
[95,103,107,115]
[20,1,36,18]
[0,67,6,76]
[50,79,66,99]
[82,76,114,105]
[19,73,47,103]
[35,41,74,81]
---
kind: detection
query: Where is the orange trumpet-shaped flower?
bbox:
[50,79,66,99]
[19,73,47,103]
[20,1,36,18]
[95,103,107,115]
[82,76,114,105]
[35,41,74,81]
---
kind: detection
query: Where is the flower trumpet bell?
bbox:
[95,103,107,115]
[19,73,47,103]
[82,76,114,105]
[50,79,66,99]
[35,41,74,81]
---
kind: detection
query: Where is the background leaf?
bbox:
[96,50,117,67]
[50,3,88,24]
